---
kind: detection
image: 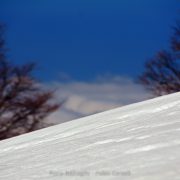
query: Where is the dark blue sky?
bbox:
[0,0,179,81]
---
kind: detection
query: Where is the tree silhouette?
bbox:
[139,23,180,96]
[0,23,60,140]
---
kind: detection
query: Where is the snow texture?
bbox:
[0,92,180,180]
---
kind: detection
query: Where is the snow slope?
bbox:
[0,92,180,180]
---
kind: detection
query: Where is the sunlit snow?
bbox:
[0,92,180,179]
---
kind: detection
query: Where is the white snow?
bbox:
[0,92,180,180]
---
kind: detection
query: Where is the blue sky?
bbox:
[0,0,179,81]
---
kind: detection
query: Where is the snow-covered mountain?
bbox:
[0,92,180,180]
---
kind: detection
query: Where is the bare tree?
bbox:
[139,23,180,96]
[0,24,60,140]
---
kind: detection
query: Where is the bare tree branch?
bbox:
[0,23,60,140]
[139,23,180,96]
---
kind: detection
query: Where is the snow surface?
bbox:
[0,92,180,180]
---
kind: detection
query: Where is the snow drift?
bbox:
[0,92,180,180]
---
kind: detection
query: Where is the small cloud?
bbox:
[46,76,151,124]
